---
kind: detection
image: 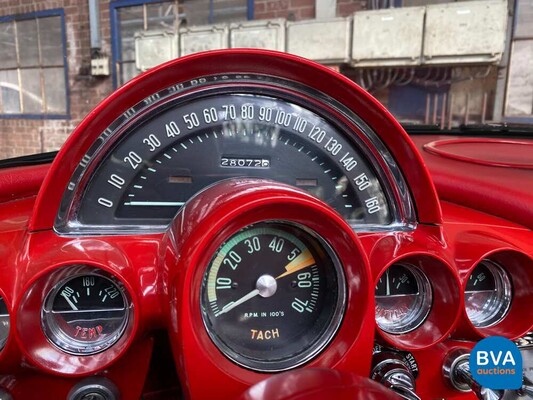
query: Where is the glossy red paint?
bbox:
[412,134,533,230]
[424,138,533,169]
[239,368,402,400]
[0,50,529,399]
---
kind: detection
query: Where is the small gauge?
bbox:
[41,269,131,355]
[375,264,432,334]
[465,260,512,327]
[201,222,345,372]
[0,297,9,350]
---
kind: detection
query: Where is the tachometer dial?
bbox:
[465,260,512,327]
[41,269,131,355]
[201,222,345,371]
[375,264,432,334]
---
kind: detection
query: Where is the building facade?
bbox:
[0,0,531,159]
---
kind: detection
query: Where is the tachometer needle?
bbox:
[275,248,315,280]
[61,293,79,311]
[215,289,260,317]
[386,269,390,296]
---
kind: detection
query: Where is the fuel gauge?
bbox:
[375,264,432,334]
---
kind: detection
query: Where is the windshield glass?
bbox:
[0,0,531,161]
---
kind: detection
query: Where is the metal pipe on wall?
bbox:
[89,0,101,51]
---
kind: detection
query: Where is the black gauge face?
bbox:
[55,75,412,234]
[200,222,345,371]
[0,297,9,350]
[465,260,512,327]
[41,271,130,355]
[375,264,432,334]
[466,263,496,292]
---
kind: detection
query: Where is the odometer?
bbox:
[200,222,345,371]
[56,75,412,234]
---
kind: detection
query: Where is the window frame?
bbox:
[0,8,70,120]
[110,0,254,89]
[503,0,533,124]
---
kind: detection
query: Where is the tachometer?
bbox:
[56,74,413,234]
[200,221,345,371]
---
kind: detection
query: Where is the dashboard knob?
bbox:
[443,348,504,400]
[371,351,421,400]
[67,378,119,400]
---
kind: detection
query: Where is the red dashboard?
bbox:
[0,50,531,400]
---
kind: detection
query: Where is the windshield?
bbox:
[0,0,531,161]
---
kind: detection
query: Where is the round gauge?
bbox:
[200,222,346,371]
[56,73,416,235]
[41,270,131,355]
[465,260,512,327]
[375,264,432,334]
[0,297,9,350]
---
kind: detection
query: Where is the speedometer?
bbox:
[56,74,413,234]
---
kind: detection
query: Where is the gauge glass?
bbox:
[375,264,432,334]
[465,260,512,327]
[41,270,130,355]
[201,222,345,372]
[56,74,415,234]
[0,297,9,350]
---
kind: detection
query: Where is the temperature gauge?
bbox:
[41,269,131,355]
[375,264,432,334]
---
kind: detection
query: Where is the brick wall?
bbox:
[337,0,367,16]
[254,0,316,21]
[0,0,113,159]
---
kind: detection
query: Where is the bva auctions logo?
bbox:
[470,336,522,390]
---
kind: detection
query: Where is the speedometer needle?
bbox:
[275,249,315,279]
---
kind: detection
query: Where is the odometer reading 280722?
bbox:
[58,75,400,233]
[201,222,345,371]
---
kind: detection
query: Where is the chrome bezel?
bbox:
[41,267,131,355]
[200,221,347,372]
[375,264,433,334]
[0,296,9,351]
[465,259,512,328]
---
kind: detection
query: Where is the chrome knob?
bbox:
[443,348,504,400]
[371,351,421,400]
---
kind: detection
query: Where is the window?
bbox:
[110,0,253,87]
[505,0,533,121]
[111,1,180,87]
[0,9,68,118]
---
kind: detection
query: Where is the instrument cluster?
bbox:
[0,50,530,399]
